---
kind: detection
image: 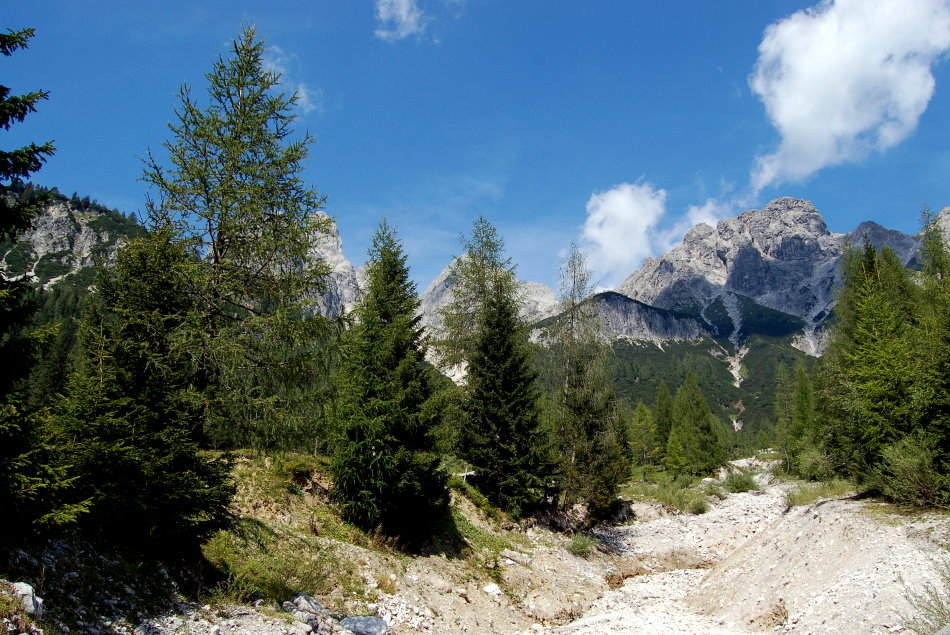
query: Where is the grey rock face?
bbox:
[587,292,706,342]
[530,291,707,345]
[3,199,138,287]
[616,197,925,352]
[307,212,359,318]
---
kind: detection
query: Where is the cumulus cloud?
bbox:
[263,46,324,115]
[580,182,668,288]
[375,0,428,42]
[750,0,950,193]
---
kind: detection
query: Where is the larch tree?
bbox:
[141,25,334,450]
[332,220,447,539]
[550,244,629,515]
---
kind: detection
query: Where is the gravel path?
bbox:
[556,462,949,634]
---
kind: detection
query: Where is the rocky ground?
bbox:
[6,458,949,634]
[555,459,949,634]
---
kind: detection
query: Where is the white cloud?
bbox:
[580,181,668,288]
[375,0,428,42]
[749,0,950,193]
[263,46,325,115]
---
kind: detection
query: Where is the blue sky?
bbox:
[6,1,950,290]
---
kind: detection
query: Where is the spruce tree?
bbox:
[665,372,725,475]
[551,245,629,514]
[142,25,334,450]
[448,218,545,516]
[0,27,60,534]
[52,228,234,555]
[652,380,674,459]
[332,220,447,539]
[462,288,545,516]
[819,241,917,478]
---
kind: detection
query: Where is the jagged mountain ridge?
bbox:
[616,197,947,353]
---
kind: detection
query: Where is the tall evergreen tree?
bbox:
[665,372,725,475]
[772,363,794,465]
[629,401,656,468]
[52,228,234,555]
[142,25,334,450]
[462,288,545,516]
[551,245,629,514]
[819,241,917,478]
[0,26,60,534]
[448,218,545,516]
[652,380,674,459]
[435,215,519,372]
[332,220,447,539]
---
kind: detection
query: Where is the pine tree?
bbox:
[629,401,656,467]
[447,218,545,516]
[142,25,334,450]
[652,380,674,459]
[332,220,447,539]
[435,216,519,372]
[819,241,917,478]
[0,27,60,534]
[52,228,234,555]
[665,372,725,475]
[551,245,629,515]
[462,288,545,516]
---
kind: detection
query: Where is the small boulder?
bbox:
[339,616,388,635]
[291,593,324,614]
[12,582,43,620]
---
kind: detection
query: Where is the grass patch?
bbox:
[202,520,357,604]
[723,469,758,493]
[449,476,501,522]
[567,534,596,558]
[785,478,854,507]
[450,509,511,555]
[902,556,950,634]
[622,471,710,514]
[0,582,34,635]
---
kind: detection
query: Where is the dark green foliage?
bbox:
[142,25,335,451]
[628,401,656,467]
[665,372,726,475]
[653,380,674,459]
[819,241,918,478]
[435,216,519,370]
[332,221,447,540]
[462,285,546,517]
[0,27,61,536]
[800,220,950,506]
[52,230,234,555]
[549,246,629,515]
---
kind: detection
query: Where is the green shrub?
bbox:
[687,497,709,514]
[203,521,354,603]
[874,434,949,508]
[793,442,835,481]
[567,534,596,557]
[903,556,950,634]
[723,469,757,493]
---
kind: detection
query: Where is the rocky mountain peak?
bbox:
[615,197,924,354]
